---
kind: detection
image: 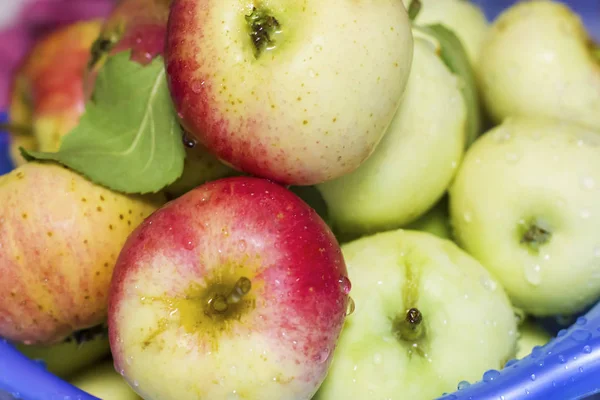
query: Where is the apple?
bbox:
[516,319,552,360]
[108,176,349,400]
[316,36,465,238]
[7,19,102,165]
[449,117,600,316]
[16,325,110,379]
[70,360,142,400]
[0,162,166,345]
[477,0,600,130]
[314,229,517,400]
[404,197,452,240]
[164,0,414,186]
[402,0,489,65]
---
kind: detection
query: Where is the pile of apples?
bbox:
[1,0,599,399]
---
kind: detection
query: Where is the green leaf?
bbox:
[415,24,482,148]
[22,51,185,194]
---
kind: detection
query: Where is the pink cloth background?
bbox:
[0,0,116,109]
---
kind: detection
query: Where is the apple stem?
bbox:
[394,307,425,342]
[521,224,551,250]
[208,277,252,314]
[407,0,422,21]
[0,123,32,136]
[245,6,281,58]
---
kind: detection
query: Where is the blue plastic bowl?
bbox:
[0,1,599,399]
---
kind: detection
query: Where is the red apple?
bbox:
[164,0,414,186]
[8,20,103,164]
[108,177,349,399]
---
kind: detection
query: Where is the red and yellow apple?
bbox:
[108,177,349,399]
[165,0,414,185]
[0,162,165,345]
[8,20,103,164]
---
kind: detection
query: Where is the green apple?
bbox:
[16,326,110,379]
[165,0,415,186]
[70,360,141,400]
[404,197,451,240]
[317,37,466,238]
[516,319,552,360]
[403,0,489,65]
[315,230,517,400]
[478,0,600,130]
[449,117,600,316]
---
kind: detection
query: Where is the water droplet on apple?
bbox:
[126,356,133,365]
[191,81,204,94]
[345,297,355,316]
[505,152,520,163]
[580,176,596,190]
[457,380,471,390]
[119,368,126,376]
[462,212,472,223]
[338,276,351,294]
[480,275,497,291]
[571,329,592,342]
[238,240,247,251]
[482,369,500,382]
[315,45,323,53]
[373,353,382,365]
[580,209,591,219]
[183,240,194,251]
[227,392,240,400]
[314,348,330,364]
[493,128,512,143]
[524,264,542,286]
[451,161,458,169]
[133,380,139,387]
[309,69,316,78]
[594,247,600,257]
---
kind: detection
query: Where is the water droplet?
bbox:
[576,317,587,326]
[558,355,567,364]
[505,152,520,163]
[483,369,501,382]
[182,133,197,148]
[191,81,204,94]
[558,329,567,337]
[314,348,330,363]
[538,360,545,367]
[308,69,316,78]
[480,276,498,291]
[457,381,471,390]
[373,353,382,365]
[524,264,542,286]
[505,359,518,367]
[571,329,592,342]
[580,209,591,219]
[583,345,592,353]
[346,296,355,316]
[133,380,139,387]
[315,45,323,53]
[530,374,536,381]
[579,366,584,373]
[119,369,125,376]
[339,276,351,294]
[580,176,596,190]
[493,128,512,143]
[126,355,134,365]
[595,247,600,257]
[183,240,194,251]
[463,212,472,223]
[451,161,458,169]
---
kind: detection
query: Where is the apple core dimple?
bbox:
[207,276,252,315]
[245,6,281,58]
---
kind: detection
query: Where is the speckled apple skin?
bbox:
[165,0,414,185]
[0,162,165,345]
[108,177,349,400]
